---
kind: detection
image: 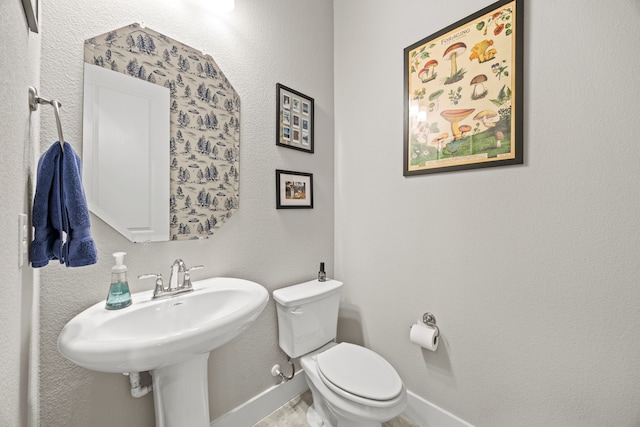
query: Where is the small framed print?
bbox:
[276,169,313,209]
[277,83,314,153]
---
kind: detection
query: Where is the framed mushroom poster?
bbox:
[276,83,314,153]
[403,0,523,176]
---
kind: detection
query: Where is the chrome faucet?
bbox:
[139,259,203,300]
[169,259,187,290]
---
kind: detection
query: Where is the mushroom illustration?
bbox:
[418,60,438,83]
[440,109,475,140]
[494,130,504,148]
[459,124,472,138]
[428,89,444,111]
[469,39,496,63]
[430,133,449,154]
[470,74,488,100]
[473,110,499,128]
[442,42,467,84]
[412,121,427,143]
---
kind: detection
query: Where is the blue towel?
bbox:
[31,141,98,268]
[31,142,63,266]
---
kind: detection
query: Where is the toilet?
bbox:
[273,279,407,427]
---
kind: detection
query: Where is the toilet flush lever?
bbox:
[290,308,304,316]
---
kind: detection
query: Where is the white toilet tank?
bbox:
[273,279,343,358]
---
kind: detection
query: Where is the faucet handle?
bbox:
[182,265,203,290]
[138,273,165,298]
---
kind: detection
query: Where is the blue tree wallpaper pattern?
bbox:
[85,23,240,240]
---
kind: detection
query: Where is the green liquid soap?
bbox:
[105,281,132,310]
[106,251,132,310]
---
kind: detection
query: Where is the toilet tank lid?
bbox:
[273,279,343,307]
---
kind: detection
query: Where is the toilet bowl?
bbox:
[273,279,407,427]
[301,342,407,427]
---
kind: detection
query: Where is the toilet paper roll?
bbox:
[409,321,439,351]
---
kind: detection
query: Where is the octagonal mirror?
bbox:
[83,23,240,242]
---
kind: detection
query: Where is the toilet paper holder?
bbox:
[420,312,439,337]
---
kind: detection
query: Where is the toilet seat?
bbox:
[316,343,403,405]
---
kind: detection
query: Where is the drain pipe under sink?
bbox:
[125,372,153,398]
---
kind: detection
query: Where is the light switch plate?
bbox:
[18,214,28,268]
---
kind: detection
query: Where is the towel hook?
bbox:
[29,86,65,150]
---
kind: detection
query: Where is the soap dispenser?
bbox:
[106,252,132,310]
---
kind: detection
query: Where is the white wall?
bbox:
[38,0,334,425]
[0,1,40,425]
[21,0,640,425]
[335,1,640,426]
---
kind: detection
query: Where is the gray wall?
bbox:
[6,0,640,426]
[334,0,640,426]
[38,0,334,425]
[0,1,40,425]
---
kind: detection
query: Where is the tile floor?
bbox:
[253,391,421,427]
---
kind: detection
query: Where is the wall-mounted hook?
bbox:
[29,86,65,149]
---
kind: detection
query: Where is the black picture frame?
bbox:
[275,170,313,209]
[276,83,314,153]
[403,0,523,176]
[21,0,39,33]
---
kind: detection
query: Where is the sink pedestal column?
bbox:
[151,353,211,427]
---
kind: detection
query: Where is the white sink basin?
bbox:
[58,277,269,373]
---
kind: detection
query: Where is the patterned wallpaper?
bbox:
[84,23,240,240]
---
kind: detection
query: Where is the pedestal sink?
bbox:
[58,277,269,427]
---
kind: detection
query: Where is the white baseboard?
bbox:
[211,370,474,427]
[210,369,308,427]
[405,390,475,427]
